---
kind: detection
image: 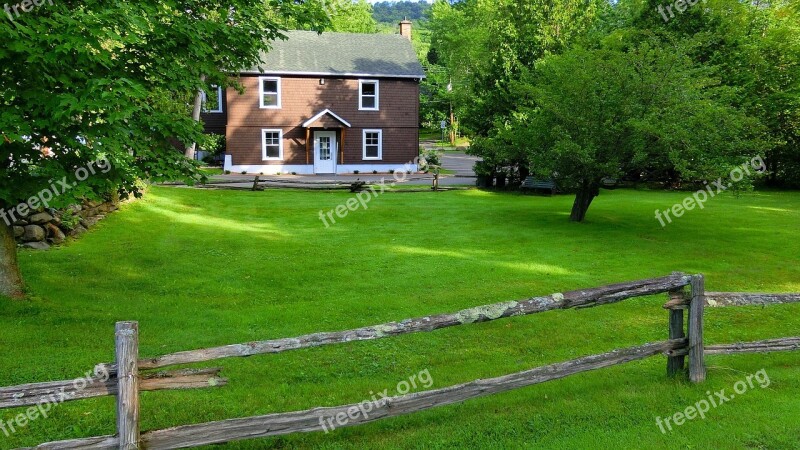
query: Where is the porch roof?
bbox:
[302,109,352,128]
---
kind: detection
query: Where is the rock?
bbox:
[50,215,62,226]
[68,204,82,214]
[45,223,66,245]
[22,225,46,242]
[13,220,28,226]
[28,212,54,225]
[80,217,98,228]
[21,241,50,250]
[69,225,87,237]
[13,226,24,238]
[83,207,102,219]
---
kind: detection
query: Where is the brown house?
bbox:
[202,22,426,175]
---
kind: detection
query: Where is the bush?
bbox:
[199,134,226,165]
[419,149,443,172]
[59,210,80,231]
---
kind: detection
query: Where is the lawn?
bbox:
[1,187,799,449]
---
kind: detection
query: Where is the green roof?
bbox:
[245,31,426,79]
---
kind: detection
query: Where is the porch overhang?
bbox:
[304,109,350,165]
[302,109,352,128]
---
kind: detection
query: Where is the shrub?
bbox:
[354,170,360,174]
[419,149,443,172]
[59,210,80,231]
[199,134,226,165]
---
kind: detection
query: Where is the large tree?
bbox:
[507,43,766,221]
[618,0,800,186]
[0,0,329,298]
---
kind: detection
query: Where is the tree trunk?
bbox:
[0,221,24,299]
[184,75,207,160]
[570,180,600,222]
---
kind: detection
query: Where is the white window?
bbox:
[202,86,223,113]
[262,129,283,160]
[259,77,282,109]
[363,130,382,160]
[359,80,379,111]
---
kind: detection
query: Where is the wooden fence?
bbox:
[1,273,798,449]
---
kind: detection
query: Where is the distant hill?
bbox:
[372,1,431,24]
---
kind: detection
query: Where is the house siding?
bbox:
[223,75,420,171]
[200,88,228,135]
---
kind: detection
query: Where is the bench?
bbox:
[601,177,620,189]
[521,177,557,195]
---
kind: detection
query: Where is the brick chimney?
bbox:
[399,18,412,41]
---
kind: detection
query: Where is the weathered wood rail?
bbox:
[664,291,800,309]
[0,368,225,410]
[4,273,798,450]
[119,272,694,371]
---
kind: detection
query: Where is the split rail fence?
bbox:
[1,272,798,449]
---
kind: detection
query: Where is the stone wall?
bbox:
[12,200,120,250]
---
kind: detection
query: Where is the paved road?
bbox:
[441,152,479,177]
[169,148,481,189]
[185,173,476,190]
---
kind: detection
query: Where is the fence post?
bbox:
[688,275,706,383]
[667,307,685,377]
[115,321,141,449]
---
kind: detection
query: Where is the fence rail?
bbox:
[121,273,693,372]
[0,368,225,410]
[4,273,798,450]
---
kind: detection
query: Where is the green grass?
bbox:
[1,187,799,449]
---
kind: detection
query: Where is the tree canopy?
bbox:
[373,0,431,24]
[0,0,330,297]
[428,0,799,221]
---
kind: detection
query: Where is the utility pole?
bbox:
[448,78,456,146]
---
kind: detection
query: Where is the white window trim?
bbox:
[359,79,379,111]
[262,129,284,161]
[202,86,223,113]
[259,76,282,109]
[362,129,383,161]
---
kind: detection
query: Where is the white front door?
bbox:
[313,131,337,174]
